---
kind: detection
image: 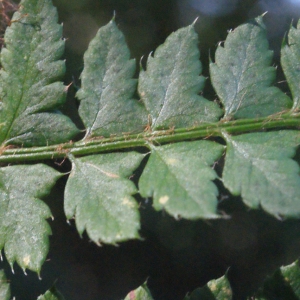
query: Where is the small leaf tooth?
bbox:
[112,10,116,20]
[64,81,72,92]
[139,55,145,70]
[0,0,79,147]
[192,17,199,25]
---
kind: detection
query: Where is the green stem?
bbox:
[1,115,299,163]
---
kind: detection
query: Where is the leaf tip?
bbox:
[192,17,199,26]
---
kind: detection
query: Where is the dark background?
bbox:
[1,0,300,299]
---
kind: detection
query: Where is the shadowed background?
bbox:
[1,0,300,299]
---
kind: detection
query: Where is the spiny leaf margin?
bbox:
[210,15,292,119]
[77,19,147,138]
[0,0,79,147]
[138,22,222,130]
[139,140,224,219]
[222,130,300,219]
[0,164,61,274]
[64,152,144,245]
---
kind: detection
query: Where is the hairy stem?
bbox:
[1,113,299,163]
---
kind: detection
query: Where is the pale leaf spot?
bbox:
[159,195,169,204]
[122,197,135,208]
[166,158,178,165]
[23,255,30,266]
[208,282,217,291]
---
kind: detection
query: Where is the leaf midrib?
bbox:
[153,40,184,128]
[228,27,256,116]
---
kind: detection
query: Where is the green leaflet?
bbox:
[0,164,61,274]
[183,260,300,300]
[0,270,10,300]
[210,16,292,119]
[77,20,147,138]
[222,130,300,218]
[64,152,144,244]
[139,141,224,219]
[0,0,79,147]
[37,286,65,300]
[254,260,300,299]
[124,283,154,300]
[279,261,300,298]
[281,20,300,111]
[184,275,232,300]
[0,269,65,300]
[138,24,222,130]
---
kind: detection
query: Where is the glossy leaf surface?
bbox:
[223,131,300,218]
[210,16,291,119]
[64,152,144,244]
[138,24,222,130]
[77,20,147,137]
[0,164,61,273]
[139,141,224,219]
[0,0,79,146]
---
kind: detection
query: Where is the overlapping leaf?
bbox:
[222,130,300,218]
[281,20,300,111]
[278,260,300,298]
[77,20,147,138]
[210,16,292,119]
[138,24,222,130]
[124,283,154,300]
[139,141,224,219]
[184,275,232,300]
[254,260,300,299]
[0,270,10,300]
[182,260,300,300]
[0,0,79,147]
[64,152,144,244]
[37,286,65,300]
[0,164,61,273]
[0,269,65,300]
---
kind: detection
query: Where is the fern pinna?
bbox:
[0,0,300,299]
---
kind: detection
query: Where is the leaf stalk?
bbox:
[1,114,299,163]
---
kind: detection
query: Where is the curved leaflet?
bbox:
[210,16,291,119]
[0,164,61,274]
[222,130,300,218]
[77,20,147,138]
[281,20,300,111]
[0,0,79,146]
[139,141,224,219]
[64,152,144,244]
[138,23,222,130]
